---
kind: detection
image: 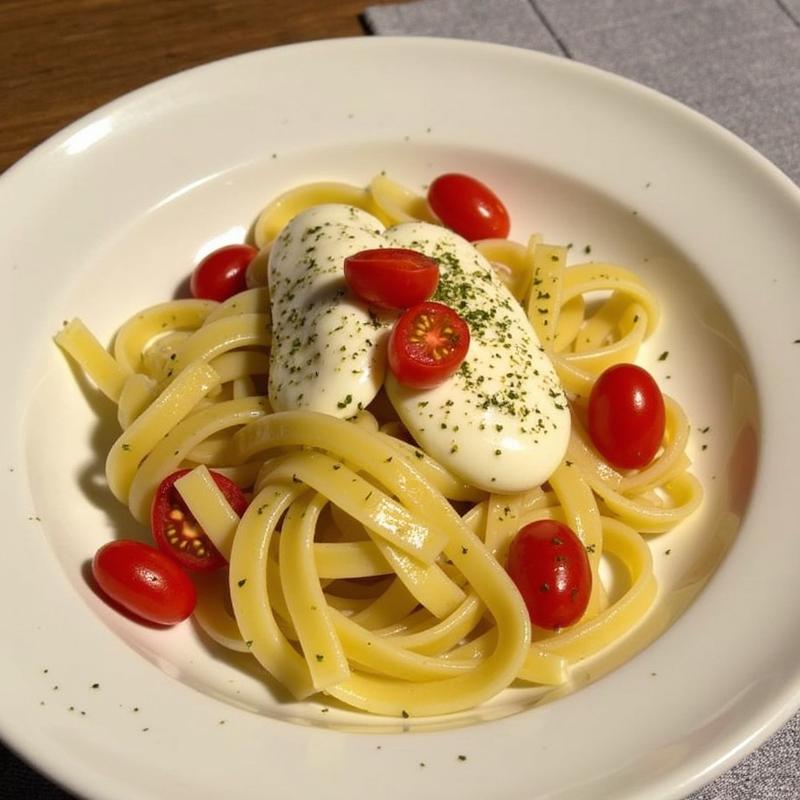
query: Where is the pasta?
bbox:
[55,172,703,718]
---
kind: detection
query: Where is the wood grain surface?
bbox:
[0,0,399,174]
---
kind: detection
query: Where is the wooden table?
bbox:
[0,0,400,175]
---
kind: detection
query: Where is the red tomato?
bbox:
[427,173,511,241]
[343,248,439,310]
[587,363,666,470]
[388,301,470,389]
[506,520,592,630]
[190,244,258,302]
[92,539,196,625]
[151,469,248,571]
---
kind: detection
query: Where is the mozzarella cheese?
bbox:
[385,223,570,492]
[268,205,392,417]
[268,205,570,492]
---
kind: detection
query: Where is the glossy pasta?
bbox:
[55,172,702,717]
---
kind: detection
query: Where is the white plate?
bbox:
[1,37,799,800]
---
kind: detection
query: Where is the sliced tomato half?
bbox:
[427,173,511,241]
[343,247,439,310]
[92,539,196,626]
[151,469,248,571]
[388,301,470,389]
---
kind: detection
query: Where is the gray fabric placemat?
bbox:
[364,0,800,185]
[363,1,800,798]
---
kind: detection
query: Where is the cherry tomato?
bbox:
[427,173,511,241]
[587,363,666,470]
[190,244,258,302]
[388,301,470,389]
[506,520,591,630]
[151,469,248,571]
[92,539,196,626]
[343,248,439,310]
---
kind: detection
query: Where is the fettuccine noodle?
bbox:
[55,172,702,717]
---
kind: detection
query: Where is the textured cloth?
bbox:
[364,0,800,185]
[364,0,800,797]
[0,741,74,799]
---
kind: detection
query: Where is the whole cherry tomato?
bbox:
[151,469,248,571]
[506,520,592,630]
[343,248,439,310]
[587,363,666,470]
[190,244,258,302]
[92,539,196,626]
[427,173,511,241]
[387,301,470,389]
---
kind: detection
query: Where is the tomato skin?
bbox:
[388,301,470,389]
[343,248,439,310]
[151,469,248,571]
[190,244,258,302]
[92,539,196,626]
[587,363,666,470]
[427,173,511,241]
[506,520,591,630]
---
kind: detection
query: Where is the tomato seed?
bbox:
[183,523,201,540]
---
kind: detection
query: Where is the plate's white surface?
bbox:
[1,37,799,800]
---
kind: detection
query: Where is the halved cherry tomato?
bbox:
[587,363,666,470]
[190,244,258,302]
[343,248,439,310]
[427,173,511,241]
[151,469,248,571]
[388,301,470,389]
[92,539,196,626]
[506,520,591,630]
